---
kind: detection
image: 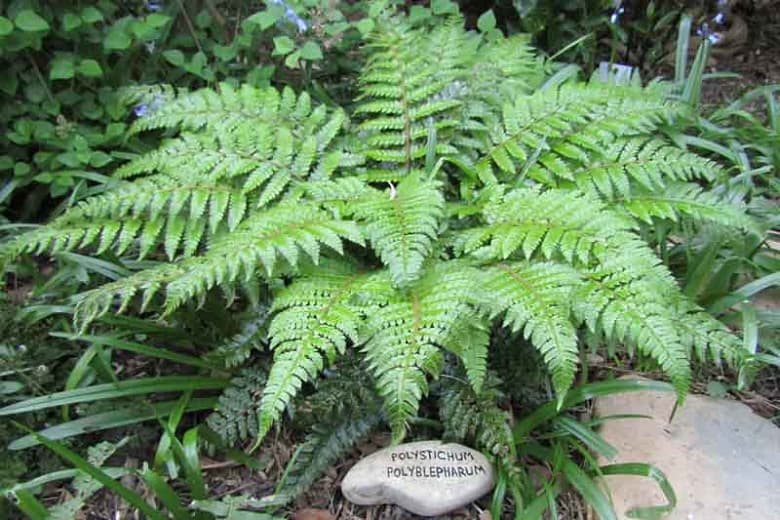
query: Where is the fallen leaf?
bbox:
[292,508,335,520]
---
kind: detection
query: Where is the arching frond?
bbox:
[566,138,722,197]
[353,175,444,286]
[257,260,367,444]
[475,84,680,185]
[361,262,481,442]
[277,365,381,501]
[207,368,267,447]
[481,262,581,399]
[614,182,761,233]
[130,83,327,134]
[356,20,477,171]
[457,187,637,265]
[69,202,363,328]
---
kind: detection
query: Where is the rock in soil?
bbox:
[341,440,495,516]
[595,379,780,519]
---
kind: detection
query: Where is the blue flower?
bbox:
[146,1,162,12]
[609,6,625,24]
[696,23,721,45]
[270,0,308,33]
[713,12,726,25]
[133,94,165,118]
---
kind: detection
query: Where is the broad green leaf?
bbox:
[78,59,103,78]
[62,12,82,31]
[50,57,75,80]
[81,7,104,24]
[273,36,295,56]
[104,27,131,50]
[14,10,49,32]
[246,10,279,30]
[284,49,301,68]
[431,0,458,15]
[0,15,15,35]
[355,18,375,36]
[146,13,171,28]
[300,41,323,61]
[163,49,185,66]
[477,10,496,32]
[409,5,431,24]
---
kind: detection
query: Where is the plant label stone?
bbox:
[341,440,495,516]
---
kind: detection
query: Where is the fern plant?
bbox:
[1,9,761,513]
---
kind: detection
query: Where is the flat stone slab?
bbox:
[595,380,780,519]
[341,440,495,516]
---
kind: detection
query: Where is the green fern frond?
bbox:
[207,368,267,446]
[438,370,524,501]
[574,273,692,396]
[443,312,490,394]
[256,260,367,445]
[69,202,364,327]
[439,371,515,461]
[476,84,679,184]
[210,308,269,368]
[565,139,722,197]
[354,174,444,286]
[615,182,760,233]
[668,299,749,367]
[481,262,581,399]
[278,366,381,501]
[361,262,481,442]
[458,187,637,265]
[357,20,477,170]
[466,35,544,114]
[130,83,323,134]
[162,201,364,313]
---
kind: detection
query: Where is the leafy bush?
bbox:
[0,0,377,221]
[1,5,764,518]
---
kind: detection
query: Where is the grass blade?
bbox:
[0,376,228,416]
[553,416,618,460]
[182,427,207,500]
[52,333,219,370]
[708,272,780,315]
[561,457,616,520]
[4,468,129,492]
[10,397,217,450]
[599,463,676,519]
[26,427,167,520]
[675,15,692,84]
[8,489,49,519]
[141,466,192,520]
[514,379,673,442]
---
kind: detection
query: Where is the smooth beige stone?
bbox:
[596,379,780,519]
[341,440,495,516]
